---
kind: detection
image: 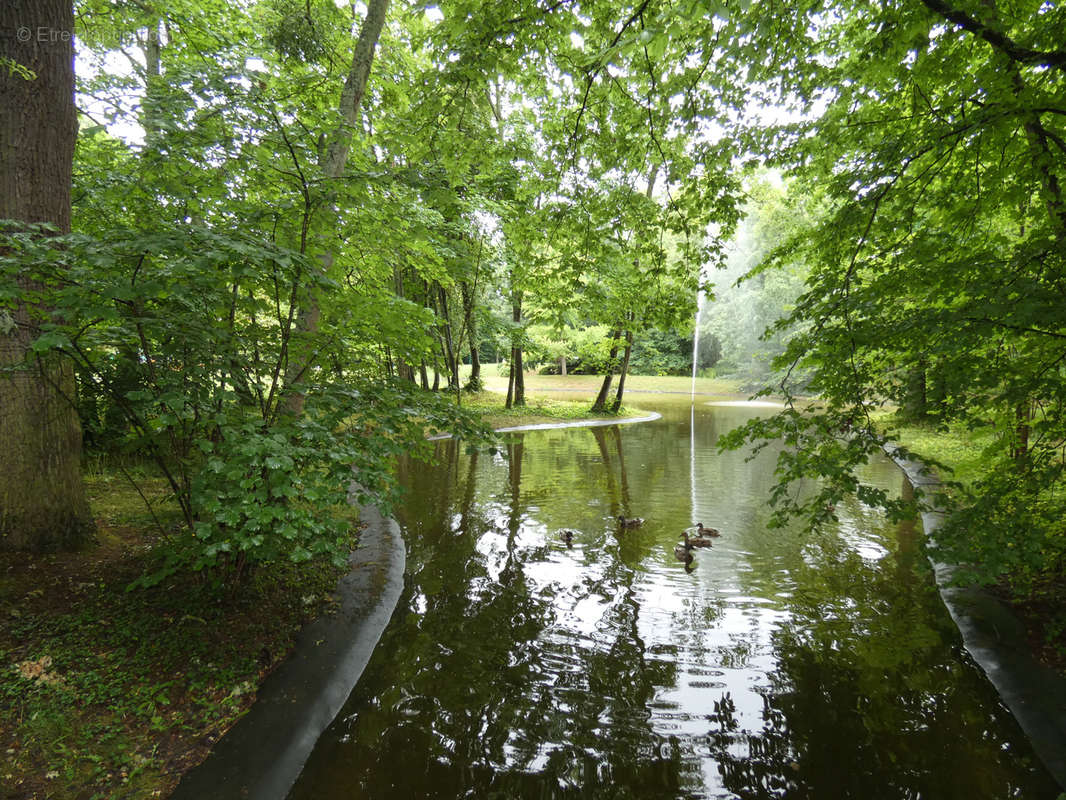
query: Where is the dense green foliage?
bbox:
[4,0,1064,598]
[2,222,485,581]
[713,1,1066,596]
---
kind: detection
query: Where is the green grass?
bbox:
[463,365,748,399]
[871,410,998,488]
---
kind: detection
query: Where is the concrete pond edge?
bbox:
[170,501,406,800]
[887,448,1066,791]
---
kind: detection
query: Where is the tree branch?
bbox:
[919,0,1066,73]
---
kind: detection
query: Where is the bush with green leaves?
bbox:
[2,222,487,583]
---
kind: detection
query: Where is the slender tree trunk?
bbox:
[513,346,525,405]
[505,357,514,409]
[437,283,458,388]
[592,329,622,412]
[460,281,482,391]
[611,323,634,412]
[392,265,416,382]
[282,0,390,414]
[0,0,94,550]
[1013,400,1031,472]
[509,290,525,406]
[559,355,567,376]
[468,343,482,387]
[140,18,163,147]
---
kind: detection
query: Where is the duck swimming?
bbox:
[683,528,714,549]
[618,516,645,529]
[696,522,721,538]
[560,529,576,546]
[674,540,694,561]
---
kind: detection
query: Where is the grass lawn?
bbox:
[870,409,999,488]
[467,365,749,399]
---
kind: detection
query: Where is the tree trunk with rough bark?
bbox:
[0,0,94,551]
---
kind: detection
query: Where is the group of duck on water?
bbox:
[558,518,721,566]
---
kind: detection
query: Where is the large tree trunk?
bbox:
[282,0,390,415]
[0,0,94,551]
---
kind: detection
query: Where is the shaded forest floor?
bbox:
[0,466,352,800]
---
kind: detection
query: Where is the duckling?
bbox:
[618,516,645,529]
[560,529,576,546]
[696,522,721,538]
[683,528,714,549]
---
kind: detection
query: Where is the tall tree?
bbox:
[282,0,391,414]
[0,0,94,550]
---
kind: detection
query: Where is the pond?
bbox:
[288,397,1059,799]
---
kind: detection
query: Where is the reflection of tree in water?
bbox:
[292,434,701,798]
[705,517,1058,800]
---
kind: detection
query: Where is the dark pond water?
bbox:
[288,397,1059,799]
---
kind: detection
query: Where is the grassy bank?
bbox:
[458,390,646,430]
[873,411,1066,674]
[0,464,351,800]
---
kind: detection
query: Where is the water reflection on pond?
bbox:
[289,398,1058,799]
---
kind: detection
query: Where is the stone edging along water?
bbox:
[169,501,406,800]
[887,448,1066,790]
